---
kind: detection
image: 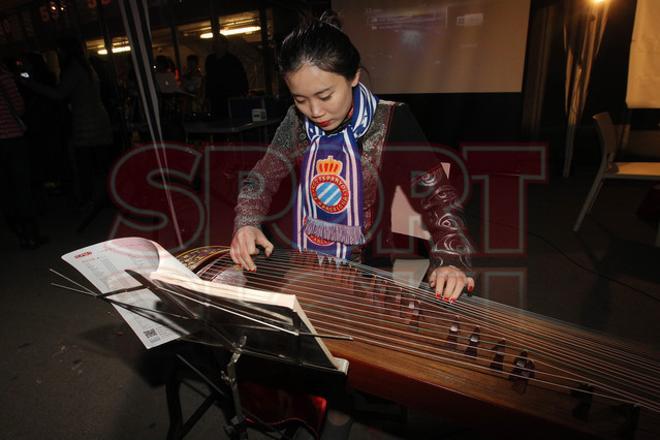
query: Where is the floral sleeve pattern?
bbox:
[412,166,474,273]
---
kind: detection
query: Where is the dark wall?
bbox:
[381,93,523,147]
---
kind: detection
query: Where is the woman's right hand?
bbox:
[230,226,274,271]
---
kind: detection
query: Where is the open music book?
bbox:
[61,237,193,348]
[59,237,347,373]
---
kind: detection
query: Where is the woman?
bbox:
[20,52,65,192]
[22,37,113,206]
[231,13,474,302]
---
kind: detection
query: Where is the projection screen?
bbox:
[332,0,531,94]
[626,0,660,108]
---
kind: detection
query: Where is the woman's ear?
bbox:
[351,69,361,87]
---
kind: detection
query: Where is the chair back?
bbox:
[593,112,618,164]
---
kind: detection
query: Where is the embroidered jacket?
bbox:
[234,100,474,272]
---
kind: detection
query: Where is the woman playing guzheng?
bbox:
[231,11,475,303]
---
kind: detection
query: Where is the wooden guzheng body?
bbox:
[177,246,660,439]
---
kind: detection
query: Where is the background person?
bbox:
[22,37,114,209]
[182,54,203,94]
[204,34,249,118]
[182,54,205,114]
[20,52,67,194]
[0,62,47,249]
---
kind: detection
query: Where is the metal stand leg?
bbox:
[166,338,255,440]
[221,350,248,440]
[165,361,226,440]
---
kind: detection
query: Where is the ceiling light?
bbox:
[97,46,131,55]
[199,26,261,39]
[221,25,261,36]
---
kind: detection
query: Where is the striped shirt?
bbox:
[0,69,26,139]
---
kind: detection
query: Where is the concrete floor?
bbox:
[1,157,659,439]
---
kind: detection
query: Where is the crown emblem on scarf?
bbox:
[316,156,343,175]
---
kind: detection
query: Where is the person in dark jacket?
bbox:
[204,34,249,118]
[21,52,67,192]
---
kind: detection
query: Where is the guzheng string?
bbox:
[201,249,660,394]
[243,250,660,374]
[200,270,660,408]
[210,250,657,369]
[206,249,660,384]
[188,248,659,412]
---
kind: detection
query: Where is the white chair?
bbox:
[573,112,660,246]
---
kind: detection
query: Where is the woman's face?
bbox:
[285,63,359,131]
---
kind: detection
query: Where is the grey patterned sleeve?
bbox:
[233,106,303,233]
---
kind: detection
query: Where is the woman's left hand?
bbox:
[428,266,475,303]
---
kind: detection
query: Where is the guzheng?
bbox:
[176,246,660,439]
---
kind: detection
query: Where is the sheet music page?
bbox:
[61,237,194,349]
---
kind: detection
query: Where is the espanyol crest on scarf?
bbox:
[311,156,349,214]
[294,83,379,259]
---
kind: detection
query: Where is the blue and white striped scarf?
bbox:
[294,83,379,259]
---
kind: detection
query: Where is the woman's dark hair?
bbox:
[57,36,94,78]
[278,11,360,80]
[24,52,56,85]
[155,55,175,73]
[57,36,85,66]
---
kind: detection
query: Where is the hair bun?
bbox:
[319,10,342,30]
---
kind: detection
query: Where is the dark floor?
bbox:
[0,151,659,439]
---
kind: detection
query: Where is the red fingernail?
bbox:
[468,285,474,293]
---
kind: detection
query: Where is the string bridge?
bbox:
[489,339,506,371]
[509,350,535,394]
[464,327,480,358]
[446,317,460,350]
[570,383,594,421]
[613,403,640,439]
